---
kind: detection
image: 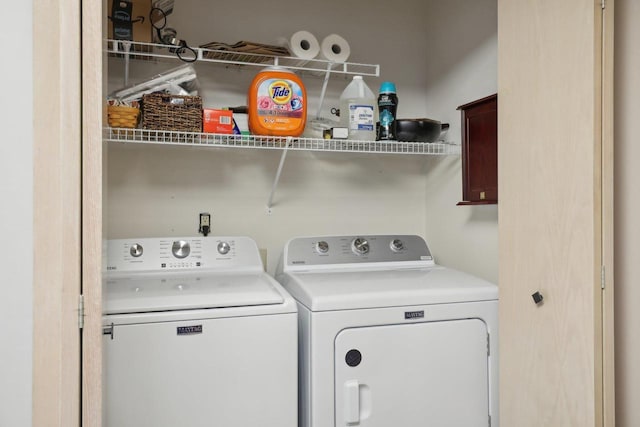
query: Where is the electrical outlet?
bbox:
[199,212,211,236]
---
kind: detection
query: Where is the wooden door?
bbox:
[498,0,614,426]
[33,1,104,426]
[32,0,82,426]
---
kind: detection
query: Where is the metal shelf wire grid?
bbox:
[104,128,461,156]
[107,40,380,77]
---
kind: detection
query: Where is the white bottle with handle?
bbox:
[339,75,377,141]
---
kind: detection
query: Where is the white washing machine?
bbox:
[103,236,297,427]
[275,235,499,427]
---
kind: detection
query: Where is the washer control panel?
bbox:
[286,235,433,266]
[106,236,262,273]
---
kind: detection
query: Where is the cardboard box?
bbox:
[233,113,250,135]
[203,109,234,134]
[108,0,153,43]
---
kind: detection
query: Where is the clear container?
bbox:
[339,75,377,141]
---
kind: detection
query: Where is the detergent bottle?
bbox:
[377,81,398,140]
[248,67,307,137]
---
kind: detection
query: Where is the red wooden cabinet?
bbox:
[456,94,498,205]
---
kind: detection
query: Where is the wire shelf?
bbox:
[104,128,461,156]
[107,40,380,77]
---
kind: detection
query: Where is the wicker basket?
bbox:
[142,93,203,132]
[107,105,140,128]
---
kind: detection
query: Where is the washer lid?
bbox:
[104,272,284,315]
[279,266,498,311]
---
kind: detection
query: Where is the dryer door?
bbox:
[335,319,489,427]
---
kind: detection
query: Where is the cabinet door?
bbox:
[498,0,614,426]
[458,94,498,204]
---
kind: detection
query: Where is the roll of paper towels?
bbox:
[284,30,320,61]
[319,34,351,63]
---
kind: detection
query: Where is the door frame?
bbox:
[35,0,614,425]
[81,0,105,426]
[600,0,615,425]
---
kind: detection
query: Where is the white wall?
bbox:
[0,1,33,426]
[422,0,498,283]
[107,1,436,273]
[615,0,640,424]
[106,0,498,279]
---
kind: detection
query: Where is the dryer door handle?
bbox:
[344,380,360,425]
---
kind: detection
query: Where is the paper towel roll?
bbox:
[319,34,351,63]
[280,31,320,67]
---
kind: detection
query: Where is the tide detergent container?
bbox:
[248,67,307,136]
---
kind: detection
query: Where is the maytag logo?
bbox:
[177,325,203,336]
[405,310,424,319]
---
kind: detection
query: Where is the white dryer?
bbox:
[103,236,297,427]
[276,235,498,427]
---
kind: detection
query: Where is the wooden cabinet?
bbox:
[457,94,497,205]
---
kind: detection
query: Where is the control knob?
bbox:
[316,241,329,254]
[172,240,191,259]
[390,239,405,252]
[130,243,143,258]
[351,237,370,255]
[217,241,231,255]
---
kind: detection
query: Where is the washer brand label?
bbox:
[404,310,424,319]
[177,325,202,335]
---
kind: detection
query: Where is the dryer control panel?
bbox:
[105,236,263,273]
[284,235,433,267]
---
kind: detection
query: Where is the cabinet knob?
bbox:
[532,291,544,305]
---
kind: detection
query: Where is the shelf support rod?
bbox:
[315,62,335,118]
[266,140,291,213]
[122,41,131,86]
